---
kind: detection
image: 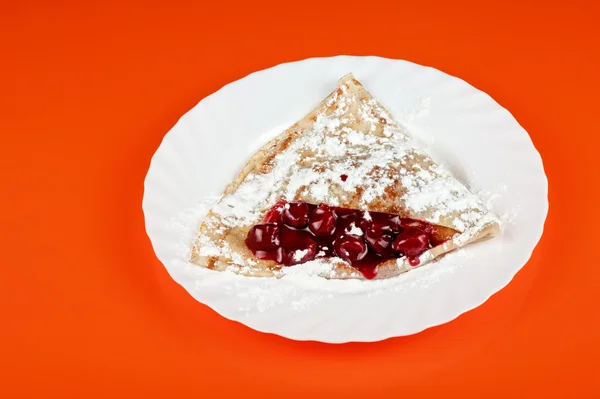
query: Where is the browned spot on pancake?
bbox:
[294,186,309,201]
[433,225,459,241]
[309,114,317,122]
[383,185,401,200]
[313,164,326,173]
[377,198,408,217]
[206,257,216,270]
[367,165,383,179]
[302,148,317,157]
[278,134,294,152]
[297,156,314,168]
[386,168,399,180]
[259,161,274,174]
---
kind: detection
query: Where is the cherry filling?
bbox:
[246,223,280,251]
[393,228,430,257]
[282,202,310,228]
[245,201,449,279]
[277,226,317,266]
[308,204,337,236]
[334,235,368,263]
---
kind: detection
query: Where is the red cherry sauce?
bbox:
[245,201,448,279]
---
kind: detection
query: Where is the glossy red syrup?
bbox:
[245,201,447,279]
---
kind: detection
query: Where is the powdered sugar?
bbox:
[346,222,364,236]
[293,249,310,262]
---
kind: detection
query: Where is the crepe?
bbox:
[191,73,499,279]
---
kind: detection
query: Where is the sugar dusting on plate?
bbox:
[165,182,514,315]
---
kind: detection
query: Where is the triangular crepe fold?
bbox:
[192,73,499,279]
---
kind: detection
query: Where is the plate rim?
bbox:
[142,55,549,343]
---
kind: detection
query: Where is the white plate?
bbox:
[142,56,548,343]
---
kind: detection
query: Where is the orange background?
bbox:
[2,0,599,397]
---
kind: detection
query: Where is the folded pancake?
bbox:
[191,73,499,279]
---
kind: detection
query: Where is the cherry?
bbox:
[393,227,430,257]
[308,204,337,236]
[277,226,317,266]
[364,224,396,257]
[334,235,368,263]
[263,199,287,223]
[335,209,367,238]
[282,202,310,228]
[245,223,280,251]
[371,213,402,234]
